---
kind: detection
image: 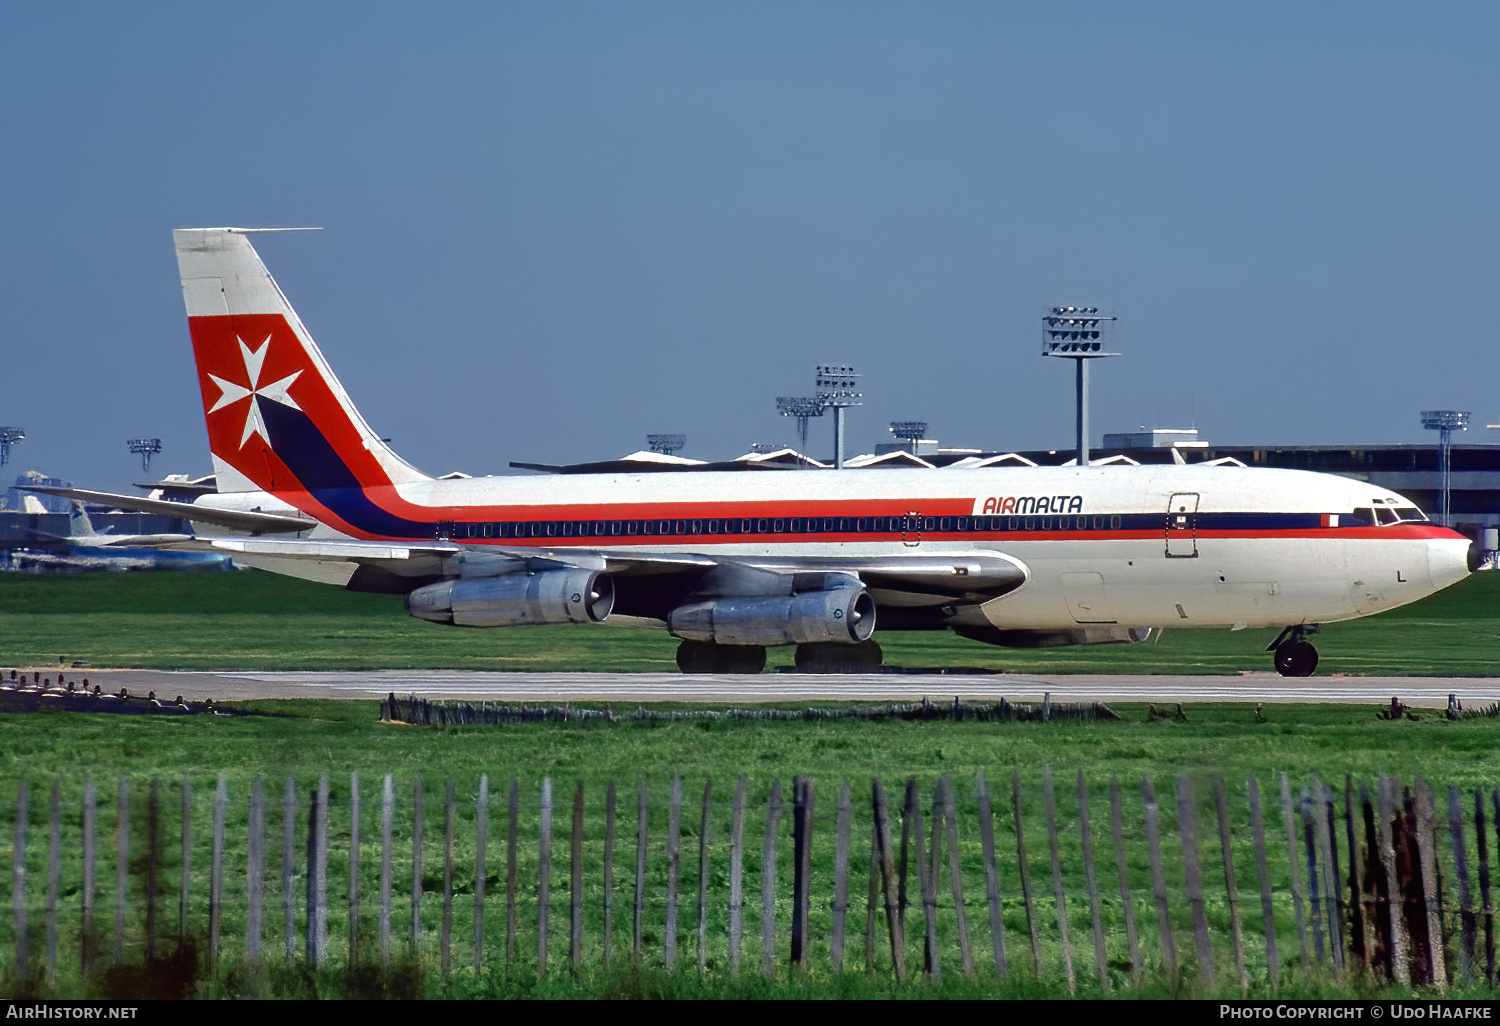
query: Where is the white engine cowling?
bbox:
[406,569,614,627]
[668,586,876,646]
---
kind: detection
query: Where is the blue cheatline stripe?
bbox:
[262,402,433,537]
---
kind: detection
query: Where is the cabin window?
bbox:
[773,518,785,533]
[1041,517,1052,530]
[788,518,802,533]
[957,516,970,531]
[690,519,702,534]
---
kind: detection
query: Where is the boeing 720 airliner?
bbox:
[63,228,1484,676]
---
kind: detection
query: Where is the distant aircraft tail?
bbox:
[69,502,98,538]
[174,229,433,536]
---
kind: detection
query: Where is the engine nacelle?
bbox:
[956,625,1151,649]
[406,569,614,627]
[668,585,876,646]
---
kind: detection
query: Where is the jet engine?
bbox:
[406,569,614,627]
[668,582,876,646]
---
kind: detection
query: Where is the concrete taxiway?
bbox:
[20,668,1500,708]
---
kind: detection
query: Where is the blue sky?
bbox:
[2,2,1497,490]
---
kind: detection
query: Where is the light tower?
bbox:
[0,427,23,468]
[1420,411,1469,527]
[815,365,861,469]
[775,396,827,451]
[646,434,686,457]
[1042,306,1119,466]
[888,421,928,455]
[127,438,162,475]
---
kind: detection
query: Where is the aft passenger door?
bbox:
[1165,493,1199,558]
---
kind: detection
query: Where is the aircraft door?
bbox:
[1165,493,1199,558]
[902,510,921,547]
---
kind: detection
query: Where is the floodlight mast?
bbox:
[127,437,162,475]
[0,427,24,468]
[646,434,687,457]
[1420,411,1469,527]
[888,421,928,455]
[1041,307,1118,466]
[815,365,861,469]
[775,397,826,451]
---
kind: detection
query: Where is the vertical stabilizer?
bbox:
[69,502,97,538]
[173,228,431,497]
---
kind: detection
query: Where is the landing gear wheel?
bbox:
[675,641,767,675]
[794,640,884,674]
[1273,639,1319,678]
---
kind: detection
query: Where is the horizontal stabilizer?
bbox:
[23,487,314,535]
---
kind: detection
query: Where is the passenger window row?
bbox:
[444,513,1127,541]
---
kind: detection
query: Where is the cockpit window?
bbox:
[1375,507,1399,526]
[1352,507,1375,525]
[1394,507,1427,523]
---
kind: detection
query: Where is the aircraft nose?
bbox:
[1428,535,1475,591]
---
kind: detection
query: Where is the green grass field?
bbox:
[0,567,1496,674]
[4,700,1500,999]
[2,569,1498,999]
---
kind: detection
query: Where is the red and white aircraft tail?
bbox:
[173,228,430,497]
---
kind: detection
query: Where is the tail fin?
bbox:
[69,502,97,537]
[173,229,430,496]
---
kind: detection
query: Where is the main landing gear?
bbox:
[673,640,886,674]
[1267,624,1320,678]
[675,641,767,675]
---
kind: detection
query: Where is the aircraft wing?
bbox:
[206,536,1027,606]
[23,487,315,535]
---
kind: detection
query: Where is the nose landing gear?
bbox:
[1267,624,1321,677]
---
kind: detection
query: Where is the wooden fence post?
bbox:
[1213,776,1247,996]
[570,780,583,969]
[1108,774,1139,981]
[1448,785,1476,978]
[1376,776,1410,986]
[942,775,973,979]
[729,777,746,972]
[791,775,814,970]
[698,778,712,972]
[634,779,647,960]
[248,777,263,962]
[115,778,127,964]
[178,777,190,943]
[1281,773,1309,963]
[1177,776,1214,985]
[1247,776,1279,994]
[907,777,938,981]
[1142,775,1177,982]
[1415,777,1446,988]
[83,779,95,973]
[1345,775,1367,974]
[1077,771,1107,991]
[211,775,226,960]
[475,775,487,969]
[539,776,552,974]
[306,778,327,966]
[832,779,851,973]
[412,776,424,954]
[349,773,361,969]
[146,781,160,962]
[925,779,943,982]
[871,777,905,982]
[1478,790,1494,985]
[1013,768,1042,975]
[46,780,59,980]
[1314,777,1345,979]
[976,770,1007,978]
[380,774,393,965]
[761,779,782,976]
[14,781,28,980]
[666,777,681,970]
[442,777,454,973]
[283,777,295,964]
[1358,780,1381,977]
[604,780,616,967]
[506,778,518,964]
[1042,768,1073,992]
